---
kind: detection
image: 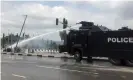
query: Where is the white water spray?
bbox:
[9,24,81,48]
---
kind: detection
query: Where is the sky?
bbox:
[1,0,133,41]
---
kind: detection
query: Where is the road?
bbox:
[1,54,133,80]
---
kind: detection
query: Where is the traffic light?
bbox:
[63,18,65,24]
[65,19,68,25]
[56,18,68,29]
[56,18,59,25]
[63,18,68,29]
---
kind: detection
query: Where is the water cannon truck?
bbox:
[56,19,133,66]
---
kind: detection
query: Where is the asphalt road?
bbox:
[1,54,133,80]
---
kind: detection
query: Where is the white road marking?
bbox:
[36,64,133,74]
[62,63,133,73]
[93,67,133,73]
[61,63,110,69]
[73,64,133,73]
[12,74,26,79]
[72,65,109,69]
[36,65,91,74]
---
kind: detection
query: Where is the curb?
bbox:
[26,54,32,56]
[48,55,54,58]
[1,52,73,59]
[1,52,109,62]
[37,55,42,57]
[2,52,7,54]
[18,54,23,56]
[60,56,73,59]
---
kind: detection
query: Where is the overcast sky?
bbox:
[1,0,133,41]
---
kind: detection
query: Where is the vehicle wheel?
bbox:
[74,51,82,62]
[125,60,133,67]
[109,58,122,66]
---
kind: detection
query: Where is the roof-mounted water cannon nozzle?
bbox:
[79,21,94,26]
[78,21,94,30]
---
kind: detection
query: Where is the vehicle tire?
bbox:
[109,58,122,66]
[125,60,133,67]
[74,51,82,62]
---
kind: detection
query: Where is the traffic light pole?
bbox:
[56,18,69,45]
[56,18,71,28]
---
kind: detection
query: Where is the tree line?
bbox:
[1,33,30,48]
[1,33,59,52]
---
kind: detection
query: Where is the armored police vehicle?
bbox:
[57,20,133,66]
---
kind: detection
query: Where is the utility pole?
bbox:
[51,40,52,54]
[10,33,13,52]
[56,18,68,45]
[2,33,5,48]
[10,33,12,45]
[15,15,27,52]
[8,29,10,46]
